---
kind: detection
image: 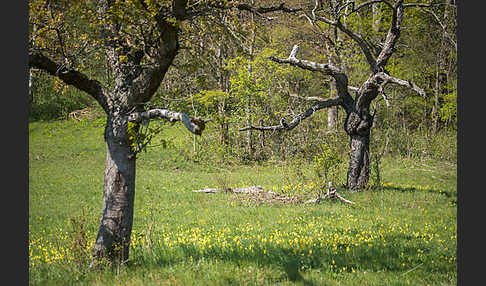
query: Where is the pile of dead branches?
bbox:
[192,182,354,205]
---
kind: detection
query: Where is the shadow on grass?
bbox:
[127,232,453,284]
[379,185,456,198]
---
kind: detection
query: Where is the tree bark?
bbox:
[372,2,381,33]
[432,1,452,133]
[91,114,137,267]
[432,58,440,133]
[343,78,376,190]
[218,100,229,145]
[327,79,338,131]
[217,44,229,146]
[347,134,370,191]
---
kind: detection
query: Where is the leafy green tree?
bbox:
[29,0,301,266]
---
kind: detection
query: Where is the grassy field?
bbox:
[29,118,457,285]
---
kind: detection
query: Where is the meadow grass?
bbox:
[29,118,457,285]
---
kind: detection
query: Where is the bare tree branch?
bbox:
[212,13,250,53]
[403,2,453,8]
[424,9,457,50]
[376,0,404,69]
[186,2,302,19]
[378,72,427,98]
[240,97,343,132]
[268,45,343,76]
[268,45,354,104]
[28,51,109,112]
[128,109,211,135]
[289,85,358,102]
[344,0,394,15]
[335,20,378,72]
[377,84,391,107]
[288,93,327,102]
[308,1,381,72]
[235,3,302,14]
[305,182,355,204]
[313,14,336,25]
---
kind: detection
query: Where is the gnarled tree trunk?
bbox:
[347,134,371,191]
[343,81,376,191]
[91,113,137,266]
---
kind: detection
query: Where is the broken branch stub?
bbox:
[128,109,211,135]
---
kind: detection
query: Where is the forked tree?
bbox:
[29,0,300,267]
[241,0,452,191]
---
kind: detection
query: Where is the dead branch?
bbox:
[29,51,109,112]
[193,183,354,205]
[186,2,302,19]
[305,182,355,204]
[235,3,302,14]
[193,185,297,205]
[193,188,219,193]
[268,45,353,103]
[375,0,405,69]
[128,109,212,135]
[193,185,277,195]
[268,45,343,76]
[377,72,427,98]
[239,97,343,132]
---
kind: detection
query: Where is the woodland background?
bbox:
[28,0,457,168]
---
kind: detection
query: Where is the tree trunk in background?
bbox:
[246,0,256,156]
[327,106,337,131]
[29,23,36,111]
[347,134,371,191]
[432,59,440,133]
[326,2,342,132]
[217,44,229,146]
[218,99,229,145]
[29,69,34,108]
[432,1,452,133]
[327,79,338,131]
[372,3,381,33]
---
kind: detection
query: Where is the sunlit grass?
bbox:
[29,119,456,285]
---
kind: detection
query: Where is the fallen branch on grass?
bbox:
[193,184,354,205]
[193,185,300,204]
[194,185,299,204]
[193,185,277,195]
[304,182,355,205]
[193,188,219,193]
